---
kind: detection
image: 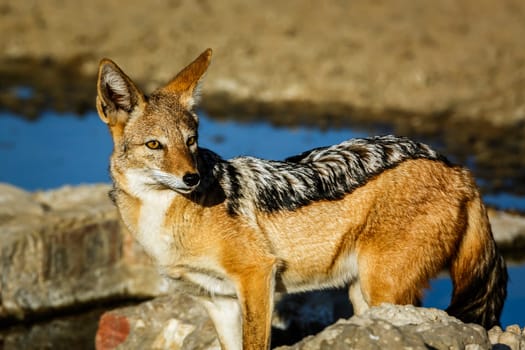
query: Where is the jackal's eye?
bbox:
[186,136,197,147]
[145,140,162,150]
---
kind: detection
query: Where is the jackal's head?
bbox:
[96,49,212,195]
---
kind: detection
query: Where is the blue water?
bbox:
[0,110,523,327]
[0,111,113,189]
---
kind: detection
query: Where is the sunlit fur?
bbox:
[206,136,446,216]
[97,49,507,350]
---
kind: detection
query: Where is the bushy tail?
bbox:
[446,195,508,329]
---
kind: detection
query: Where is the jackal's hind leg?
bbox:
[358,251,427,308]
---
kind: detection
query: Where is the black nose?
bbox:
[183,173,200,187]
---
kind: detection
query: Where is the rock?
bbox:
[0,183,166,321]
[97,300,525,350]
[95,294,220,350]
[0,183,45,225]
[0,306,105,350]
[505,324,522,336]
[497,332,521,350]
[488,326,503,345]
[96,313,131,350]
[489,325,525,350]
[276,304,491,350]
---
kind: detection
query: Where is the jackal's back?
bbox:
[209,135,448,215]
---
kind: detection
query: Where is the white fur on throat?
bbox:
[125,169,178,265]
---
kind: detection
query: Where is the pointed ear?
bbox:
[160,48,212,110]
[96,58,145,126]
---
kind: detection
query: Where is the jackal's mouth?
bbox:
[150,170,199,194]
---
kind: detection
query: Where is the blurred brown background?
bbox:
[1,0,524,124]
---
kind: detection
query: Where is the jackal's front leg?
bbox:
[236,259,277,350]
[197,296,242,350]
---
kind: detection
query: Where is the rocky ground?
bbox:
[95,295,525,350]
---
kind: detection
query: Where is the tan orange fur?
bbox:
[97,49,506,350]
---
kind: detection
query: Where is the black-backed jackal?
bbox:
[96,49,507,350]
